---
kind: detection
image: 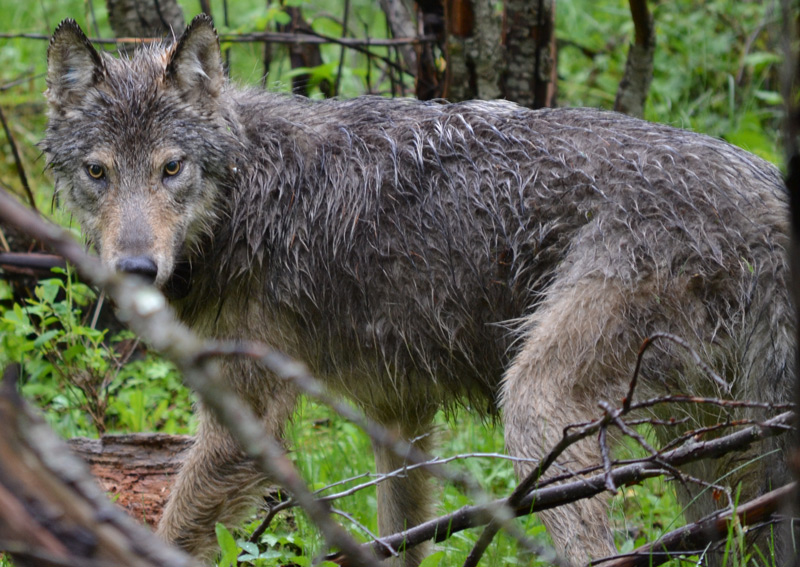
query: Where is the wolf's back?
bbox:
[211,97,790,406]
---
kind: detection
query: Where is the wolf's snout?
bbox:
[116,255,158,284]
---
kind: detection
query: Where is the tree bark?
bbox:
[67,434,193,527]
[379,0,418,74]
[614,0,655,118]
[444,0,503,102]
[106,0,185,38]
[502,0,556,108]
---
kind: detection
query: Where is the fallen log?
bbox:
[67,433,194,527]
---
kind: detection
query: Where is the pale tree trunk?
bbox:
[379,0,418,75]
[445,0,503,102]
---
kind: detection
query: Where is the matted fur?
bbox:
[43,14,793,566]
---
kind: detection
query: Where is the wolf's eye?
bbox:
[164,160,182,177]
[87,164,105,180]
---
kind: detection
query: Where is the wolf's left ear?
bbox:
[46,19,104,110]
[167,14,224,105]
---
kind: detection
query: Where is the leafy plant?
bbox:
[215,521,338,567]
[0,270,193,437]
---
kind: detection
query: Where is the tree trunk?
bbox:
[445,0,503,102]
[379,0,418,75]
[502,0,557,108]
[614,0,655,117]
[417,0,556,107]
[106,0,185,38]
[278,6,332,97]
[415,0,446,100]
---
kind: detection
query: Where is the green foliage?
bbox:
[557,0,782,164]
[0,271,193,437]
[215,520,339,567]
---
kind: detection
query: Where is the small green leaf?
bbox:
[743,51,782,71]
[753,90,783,105]
[33,329,61,348]
[238,540,259,556]
[215,523,239,567]
[418,552,445,567]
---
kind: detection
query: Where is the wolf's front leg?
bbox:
[157,394,295,562]
[372,419,437,567]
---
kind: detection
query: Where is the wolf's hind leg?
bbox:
[372,419,437,567]
[157,384,297,562]
[502,278,643,566]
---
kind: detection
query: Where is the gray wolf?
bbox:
[43,14,792,566]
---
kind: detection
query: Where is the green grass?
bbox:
[0,1,786,566]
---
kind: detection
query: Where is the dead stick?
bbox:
[0,105,36,212]
[348,411,793,560]
[0,30,435,47]
[592,482,795,567]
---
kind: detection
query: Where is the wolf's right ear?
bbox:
[46,19,104,110]
[166,14,224,106]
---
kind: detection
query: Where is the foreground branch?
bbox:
[0,185,376,565]
[0,365,200,567]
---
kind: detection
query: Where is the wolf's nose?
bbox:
[116,256,158,284]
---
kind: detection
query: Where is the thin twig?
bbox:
[624,332,729,411]
[0,186,377,567]
[0,105,36,212]
[334,0,350,97]
[0,30,435,47]
[0,71,43,91]
[598,424,617,494]
[89,289,105,330]
[331,508,399,558]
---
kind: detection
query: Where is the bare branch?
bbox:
[592,483,795,567]
[0,30,435,47]
[352,411,793,560]
[0,105,36,212]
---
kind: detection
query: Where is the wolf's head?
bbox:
[42,15,240,292]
